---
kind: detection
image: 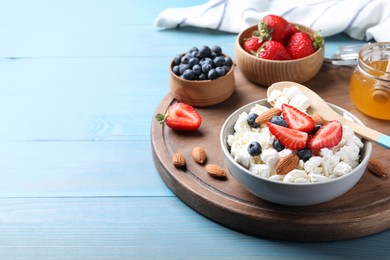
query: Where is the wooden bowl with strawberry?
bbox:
[235,15,324,86]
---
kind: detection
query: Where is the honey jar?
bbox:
[350,42,390,120]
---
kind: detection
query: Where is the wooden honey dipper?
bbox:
[371,58,390,102]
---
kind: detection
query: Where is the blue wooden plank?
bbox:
[0,197,388,259]
[0,0,194,26]
[0,141,173,197]
[0,0,366,58]
[0,24,364,59]
[0,58,170,141]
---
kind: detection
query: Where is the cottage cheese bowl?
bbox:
[220,98,372,206]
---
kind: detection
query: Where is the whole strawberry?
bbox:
[243,37,264,54]
[284,23,300,43]
[257,14,290,43]
[257,40,291,60]
[286,31,324,59]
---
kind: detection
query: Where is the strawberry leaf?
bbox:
[155,113,168,124]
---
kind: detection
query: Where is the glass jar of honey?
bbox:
[350,42,390,120]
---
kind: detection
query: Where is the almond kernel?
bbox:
[255,108,282,125]
[368,159,387,178]
[312,113,328,125]
[172,152,186,168]
[205,164,227,179]
[275,154,299,175]
[192,146,207,164]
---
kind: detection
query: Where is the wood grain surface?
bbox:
[151,62,390,241]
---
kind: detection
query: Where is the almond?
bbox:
[205,164,227,179]
[275,154,299,175]
[172,152,186,168]
[255,107,282,125]
[312,113,328,125]
[368,159,387,178]
[192,146,207,164]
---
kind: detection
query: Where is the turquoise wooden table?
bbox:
[0,0,388,259]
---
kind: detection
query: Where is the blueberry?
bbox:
[172,65,180,76]
[222,65,230,73]
[180,54,191,64]
[311,124,322,135]
[208,69,219,80]
[270,116,287,127]
[247,113,260,128]
[215,66,227,77]
[272,140,285,152]
[213,56,225,67]
[211,45,222,56]
[198,45,212,58]
[201,63,212,74]
[192,64,201,76]
[182,69,195,80]
[179,64,190,75]
[225,56,233,67]
[201,57,214,67]
[211,52,218,59]
[189,50,199,58]
[198,73,207,80]
[173,54,183,65]
[188,57,199,68]
[298,148,312,162]
[189,46,199,53]
[248,141,262,156]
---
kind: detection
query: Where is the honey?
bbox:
[350,43,390,120]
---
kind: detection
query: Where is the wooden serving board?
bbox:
[151,62,390,241]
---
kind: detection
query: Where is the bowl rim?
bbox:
[169,53,235,84]
[235,23,324,63]
[220,99,372,186]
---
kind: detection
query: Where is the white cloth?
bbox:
[154,0,390,41]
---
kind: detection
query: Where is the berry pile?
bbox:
[243,14,324,60]
[172,45,233,81]
[246,103,343,162]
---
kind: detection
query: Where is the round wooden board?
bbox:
[151,62,390,241]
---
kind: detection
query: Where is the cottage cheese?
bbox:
[227,87,364,183]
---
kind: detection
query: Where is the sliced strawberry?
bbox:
[308,120,343,150]
[267,122,308,150]
[156,102,202,131]
[281,103,315,132]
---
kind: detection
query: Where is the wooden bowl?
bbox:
[235,24,324,86]
[169,60,235,107]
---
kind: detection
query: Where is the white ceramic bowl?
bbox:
[220,99,372,206]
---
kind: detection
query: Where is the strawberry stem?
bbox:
[312,31,324,49]
[155,113,168,124]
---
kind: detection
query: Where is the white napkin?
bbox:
[154,0,390,42]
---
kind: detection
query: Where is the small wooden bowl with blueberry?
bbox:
[169,45,235,107]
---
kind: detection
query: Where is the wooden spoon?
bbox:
[267,81,390,149]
